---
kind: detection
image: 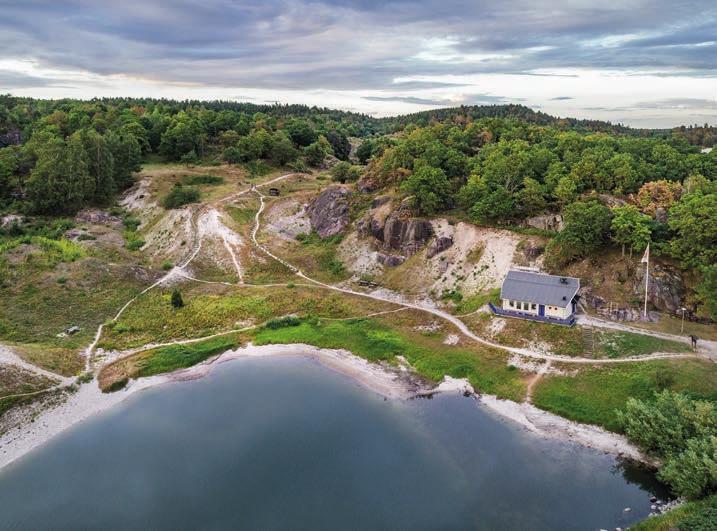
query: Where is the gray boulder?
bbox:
[308,186,351,238]
[634,263,684,313]
[525,214,564,232]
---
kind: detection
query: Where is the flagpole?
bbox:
[643,243,649,318]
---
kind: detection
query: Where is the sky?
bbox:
[1,0,716,128]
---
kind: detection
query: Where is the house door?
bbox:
[538,305,545,317]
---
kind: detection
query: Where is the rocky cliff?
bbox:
[308,186,350,238]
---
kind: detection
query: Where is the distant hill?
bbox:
[376,104,667,138]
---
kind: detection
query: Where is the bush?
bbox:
[162,184,200,209]
[171,288,184,309]
[264,316,302,329]
[182,174,224,186]
[618,391,717,499]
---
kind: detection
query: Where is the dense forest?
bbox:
[358,120,717,320]
[1,96,715,320]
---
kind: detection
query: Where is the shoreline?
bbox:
[0,342,644,472]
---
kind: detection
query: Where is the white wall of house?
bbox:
[544,304,571,319]
[502,298,572,319]
[502,298,539,315]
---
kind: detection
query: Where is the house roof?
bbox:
[500,270,580,308]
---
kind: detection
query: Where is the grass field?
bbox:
[253,317,527,402]
[98,284,398,351]
[462,313,690,358]
[532,358,717,431]
[98,333,243,391]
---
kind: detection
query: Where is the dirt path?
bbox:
[577,314,717,362]
[0,344,69,384]
[248,188,704,366]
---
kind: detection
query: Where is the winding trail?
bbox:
[248,187,702,365]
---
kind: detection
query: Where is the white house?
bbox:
[496,270,580,323]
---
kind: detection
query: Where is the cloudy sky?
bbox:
[1,0,716,127]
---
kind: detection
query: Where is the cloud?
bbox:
[1,1,717,127]
[1,1,716,93]
[0,69,68,89]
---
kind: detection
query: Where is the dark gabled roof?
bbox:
[500,270,580,308]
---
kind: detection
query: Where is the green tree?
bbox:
[0,147,18,200]
[516,177,546,217]
[27,134,93,214]
[669,192,717,269]
[611,205,651,257]
[469,185,515,223]
[546,199,612,266]
[695,265,717,321]
[400,165,452,215]
[554,174,579,204]
[270,131,298,165]
[181,149,199,167]
[286,119,317,147]
[171,288,184,309]
[659,436,717,499]
[330,161,361,183]
[106,132,141,190]
[304,135,332,166]
[356,139,374,164]
[79,129,115,202]
[223,146,242,164]
[618,391,717,499]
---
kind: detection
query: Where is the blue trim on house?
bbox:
[488,302,576,327]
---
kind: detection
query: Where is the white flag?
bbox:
[641,243,650,264]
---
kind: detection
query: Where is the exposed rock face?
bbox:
[525,214,564,232]
[0,127,22,147]
[634,263,685,313]
[308,186,350,238]
[382,215,433,256]
[597,194,628,208]
[74,209,122,225]
[1,214,23,228]
[426,236,454,259]
[376,253,406,267]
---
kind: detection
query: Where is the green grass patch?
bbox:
[596,331,691,358]
[630,494,717,531]
[226,206,256,226]
[182,174,224,186]
[162,184,200,209]
[135,335,240,378]
[532,359,717,432]
[0,236,85,265]
[291,232,348,281]
[454,288,500,314]
[253,317,525,401]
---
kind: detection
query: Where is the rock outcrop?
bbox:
[308,186,350,238]
[634,263,685,313]
[74,209,122,226]
[525,214,564,232]
[359,198,433,257]
[426,236,454,259]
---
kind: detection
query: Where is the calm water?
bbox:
[0,356,666,530]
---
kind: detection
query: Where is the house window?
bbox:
[531,303,537,310]
[509,300,515,308]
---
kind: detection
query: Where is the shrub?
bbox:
[162,184,200,209]
[264,316,302,329]
[182,174,224,186]
[161,261,174,271]
[171,288,184,309]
